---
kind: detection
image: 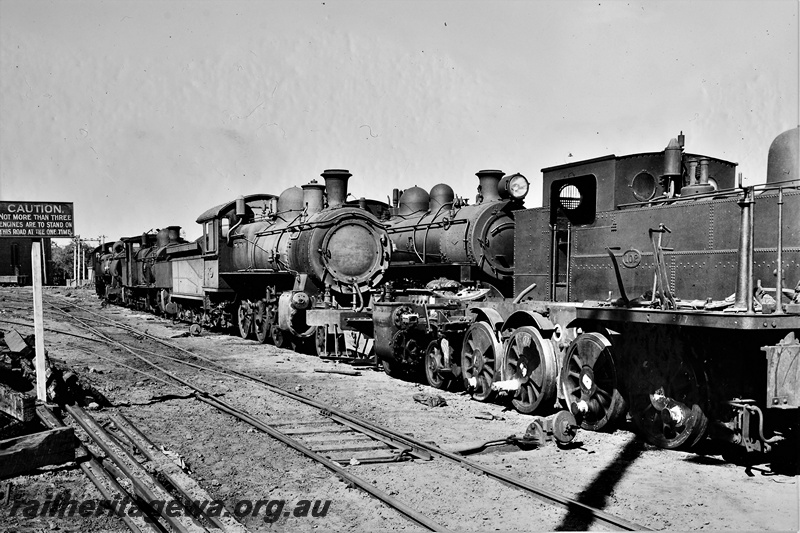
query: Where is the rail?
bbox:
[47,296,647,531]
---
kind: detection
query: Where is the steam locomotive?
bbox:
[93,165,528,353]
[402,127,799,456]
[94,169,391,351]
[94,127,799,457]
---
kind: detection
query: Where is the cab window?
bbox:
[204,221,218,254]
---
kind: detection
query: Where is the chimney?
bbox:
[167,226,181,243]
[321,169,351,208]
[476,170,504,203]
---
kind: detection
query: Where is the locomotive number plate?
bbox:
[621,249,642,268]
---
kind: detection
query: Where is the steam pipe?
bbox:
[227,196,246,245]
[686,159,698,186]
[698,159,709,185]
[775,188,784,314]
[732,187,755,312]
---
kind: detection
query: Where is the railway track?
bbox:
[5,291,647,531]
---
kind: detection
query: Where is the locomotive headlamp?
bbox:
[498,173,529,200]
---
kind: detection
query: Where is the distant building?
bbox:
[0,238,52,285]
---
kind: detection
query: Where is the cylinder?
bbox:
[476,170,504,203]
[235,196,246,219]
[321,169,351,208]
[373,302,408,360]
[302,180,326,215]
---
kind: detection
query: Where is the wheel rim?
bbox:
[272,325,290,348]
[627,344,708,449]
[315,326,328,356]
[461,321,500,401]
[505,326,557,414]
[237,301,253,339]
[253,300,271,344]
[560,332,627,431]
[425,340,450,390]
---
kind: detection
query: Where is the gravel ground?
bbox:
[0,286,798,532]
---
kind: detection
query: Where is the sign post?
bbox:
[31,240,47,400]
[1,201,75,402]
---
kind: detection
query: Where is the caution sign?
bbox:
[0,201,75,238]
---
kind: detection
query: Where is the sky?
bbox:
[1,0,797,244]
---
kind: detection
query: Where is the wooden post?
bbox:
[72,238,77,287]
[31,240,47,401]
[78,238,82,286]
[40,239,47,285]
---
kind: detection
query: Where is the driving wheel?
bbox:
[253,299,271,344]
[627,337,709,449]
[504,326,558,414]
[560,332,627,431]
[461,321,501,401]
[237,301,253,339]
[425,339,452,390]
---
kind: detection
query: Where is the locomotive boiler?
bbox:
[383,170,529,297]
[218,169,390,347]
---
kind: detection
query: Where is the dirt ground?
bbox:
[1,286,798,532]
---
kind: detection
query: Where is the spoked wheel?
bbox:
[271,325,293,349]
[425,339,452,390]
[253,300,271,344]
[237,301,253,339]
[560,332,627,431]
[627,342,709,449]
[504,326,558,414]
[461,321,501,401]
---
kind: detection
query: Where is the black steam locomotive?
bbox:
[405,127,799,455]
[95,127,799,457]
[94,169,391,351]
